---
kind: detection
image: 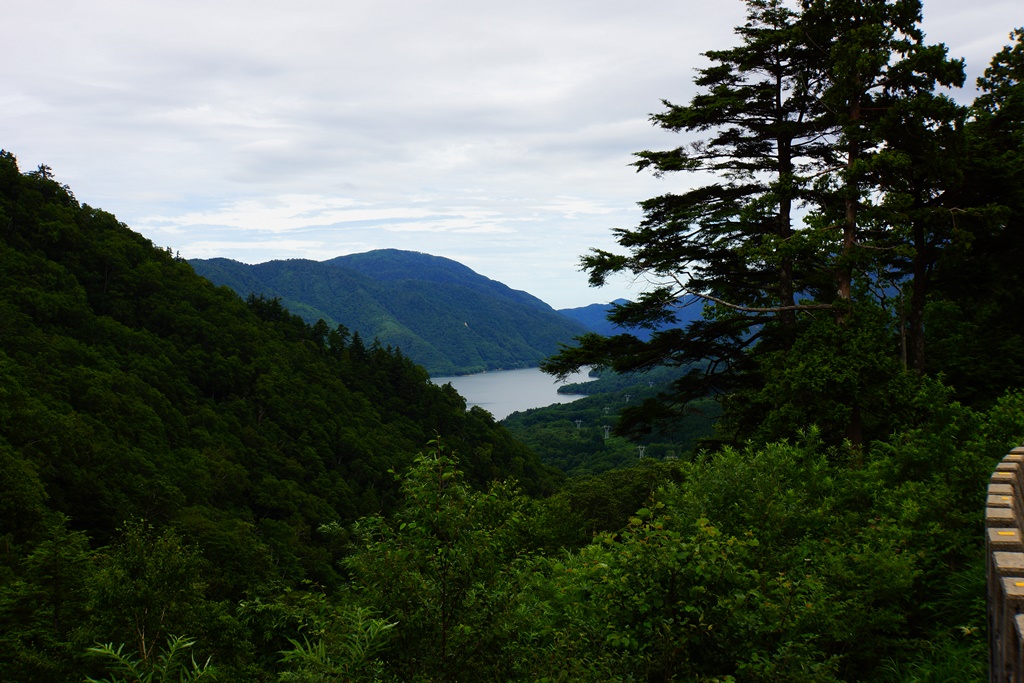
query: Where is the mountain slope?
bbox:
[0,151,556,596]
[329,249,552,310]
[190,251,589,375]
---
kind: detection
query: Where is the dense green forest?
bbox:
[533,0,1024,678]
[502,366,720,476]
[0,149,560,680]
[189,252,589,376]
[2,0,1024,681]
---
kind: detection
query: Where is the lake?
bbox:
[431,367,594,421]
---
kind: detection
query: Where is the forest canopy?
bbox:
[0,147,558,678]
[2,0,1024,681]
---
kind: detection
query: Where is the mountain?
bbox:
[190,250,590,375]
[558,297,706,340]
[0,150,556,601]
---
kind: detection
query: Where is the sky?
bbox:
[4,1,1021,309]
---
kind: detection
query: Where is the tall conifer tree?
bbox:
[546,0,835,435]
[927,29,1024,401]
[545,0,965,443]
[799,0,965,350]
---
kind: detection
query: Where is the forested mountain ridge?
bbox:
[0,150,559,678]
[327,249,550,310]
[190,251,590,376]
[558,296,705,341]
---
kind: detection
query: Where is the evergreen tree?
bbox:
[927,28,1024,404]
[544,0,966,445]
[546,0,834,432]
[799,0,965,373]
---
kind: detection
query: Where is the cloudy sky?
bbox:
[4,0,1020,308]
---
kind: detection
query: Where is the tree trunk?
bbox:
[777,134,798,347]
[908,219,929,373]
[837,93,860,325]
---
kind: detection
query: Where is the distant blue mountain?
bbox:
[558,297,705,341]
[190,249,590,376]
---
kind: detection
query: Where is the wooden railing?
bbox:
[987,446,1024,682]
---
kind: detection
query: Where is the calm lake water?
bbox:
[431,367,594,421]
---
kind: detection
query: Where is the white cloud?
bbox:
[4,0,1020,307]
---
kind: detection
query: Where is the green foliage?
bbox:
[877,629,986,683]
[2,8,1023,681]
[926,28,1024,405]
[277,605,395,682]
[89,521,209,667]
[727,304,921,448]
[541,0,982,447]
[536,459,689,547]
[85,635,215,683]
[344,440,534,682]
[0,150,554,679]
[321,388,1020,681]
[0,515,95,682]
[553,512,839,682]
[523,404,1014,680]
[503,367,719,476]
[555,364,685,396]
[190,252,589,376]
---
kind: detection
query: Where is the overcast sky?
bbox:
[4,0,1020,308]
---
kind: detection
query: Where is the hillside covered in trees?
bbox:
[2,0,1024,681]
[502,366,720,476]
[189,251,589,376]
[0,149,560,679]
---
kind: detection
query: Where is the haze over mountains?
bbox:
[190,249,593,376]
[557,297,705,342]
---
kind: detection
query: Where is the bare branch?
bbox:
[684,290,833,313]
[664,273,832,314]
